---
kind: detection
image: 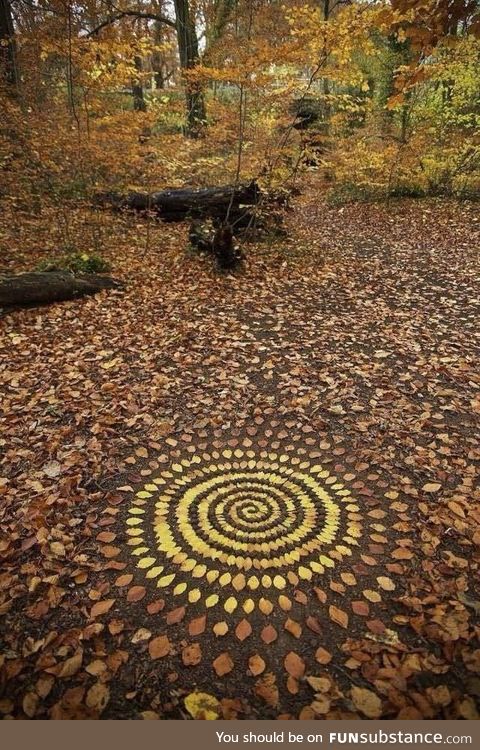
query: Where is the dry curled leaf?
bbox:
[85,682,110,714]
[284,618,302,638]
[329,604,349,628]
[254,672,279,708]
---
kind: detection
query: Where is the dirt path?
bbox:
[1,186,479,719]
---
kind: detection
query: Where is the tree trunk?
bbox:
[96,181,259,224]
[0,272,123,308]
[173,0,206,135]
[0,0,17,90]
[190,222,239,269]
[132,55,147,111]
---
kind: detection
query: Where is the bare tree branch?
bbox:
[87,9,176,36]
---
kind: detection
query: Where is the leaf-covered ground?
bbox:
[1,184,479,719]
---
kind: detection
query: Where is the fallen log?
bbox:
[0,271,123,308]
[96,181,259,224]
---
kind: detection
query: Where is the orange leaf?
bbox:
[127,586,146,602]
[284,651,305,679]
[329,604,348,628]
[248,654,266,676]
[91,599,115,618]
[315,646,332,665]
[213,652,234,677]
[182,643,202,666]
[235,619,252,641]
[188,615,207,636]
[148,635,171,660]
[261,624,277,644]
[166,606,186,625]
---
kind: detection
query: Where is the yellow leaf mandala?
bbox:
[124,445,369,614]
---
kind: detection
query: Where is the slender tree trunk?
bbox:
[132,55,147,111]
[173,0,206,135]
[152,20,165,89]
[0,0,17,91]
[321,0,330,133]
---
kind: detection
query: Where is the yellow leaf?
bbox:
[184,691,220,720]
[213,621,229,636]
[224,596,238,614]
[422,482,442,493]
[377,576,395,591]
[363,589,382,603]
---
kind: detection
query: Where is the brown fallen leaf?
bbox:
[261,624,277,644]
[182,643,202,666]
[108,619,124,635]
[213,652,234,677]
[284,651,305,679]
[97,531,116,543]
[235,619,252,641]
[53,651,83,678]
[422,482,441,493]
[85,682,110,713]
[307,675,331,693]
[254,673,279,708]
[352,600,370,616]
[392,548,413,560]
[148,635,171,660]
[85,659,107,676]
[22,692,38,718]
[114,574,133,587]
[284,618,302,638]
[287,675,299,694]
[351,686,383,718]
[127,586,146,602]
[166,606,186,625]
[329,604,349,628]
[315,647,332,665]
[91,599,115,618]
[188,615,207,636]
[311,695,331,715]
[306,615,322,634]
[248,654,266,676]
[100,545,121,558]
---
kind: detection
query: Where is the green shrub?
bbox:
[37,252,111,274]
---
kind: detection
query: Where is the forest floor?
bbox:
[1,177,479,719]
